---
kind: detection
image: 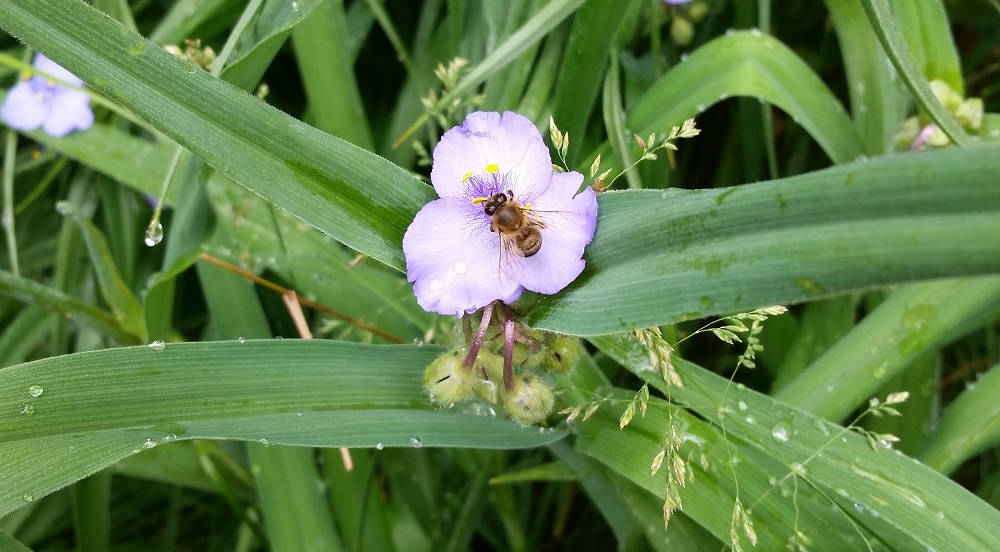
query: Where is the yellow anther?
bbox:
[485,163,499,173]
[21,70,31,80]
[46,79,56,87]
[524,203,532,211]
[472,197,488,205]
[462,172,473,182]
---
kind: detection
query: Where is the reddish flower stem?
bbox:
[463,301,495,371]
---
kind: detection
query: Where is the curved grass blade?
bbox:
[861,0,970,146]
[56,202,147,342]
[588,30,863,168]
[0,270,139,345]
[522,146,1000,335]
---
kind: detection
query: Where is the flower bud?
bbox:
[503,374,555,425]
[472,349,504,403]
[423,349,473,405]
[542,334,582,373]
[671,17,694,46]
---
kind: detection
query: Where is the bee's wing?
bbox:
[497,232,525,288]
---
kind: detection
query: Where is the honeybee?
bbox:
[481,190,545,257]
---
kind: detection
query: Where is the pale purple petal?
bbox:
[0,81,49,131]
[662,0,691,4]
[32,53,84,87]
[519,173,598,294]
[403,197,522,316]
[431,111,551,200]
[42,89,94,137]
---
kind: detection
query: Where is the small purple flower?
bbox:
[1,53,94,137]
[403,111,598,317]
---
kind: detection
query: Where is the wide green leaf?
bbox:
[591,334,1000,551]
[522,146,1000,335]
[0,341,564,516]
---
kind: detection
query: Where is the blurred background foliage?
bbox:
[1,0,1000,550]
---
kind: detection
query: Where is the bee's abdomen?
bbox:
[518,228,542,257]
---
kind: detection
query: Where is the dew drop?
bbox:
[737,400,747,411]
[20,404,35,416]
[680,53,689,62]
[750,28,762,37]
[21,493,33,503]
[375,442,384,450]
[148,340,166,351]
[429,279,445,291]
[412,338,424,346]
[725,28,735,36]
[143,438,156,449]
[771,422,790,442]
[144,221,164,246]
[238,337,246,344]
[410,436,423,448]
[28,385,43,398]
[745,416,756,424]
[696,104,706,113]
[453,260,467,275]
[55,202,72,215]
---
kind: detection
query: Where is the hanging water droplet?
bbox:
[28,385,43,398]
[410,436,423,448]
[20,404,35,416]
[148,340,166,351]
[145,220,164,246]
[771,422,790,442]
[375,442,384,450]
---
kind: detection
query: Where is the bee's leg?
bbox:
[502,304,515,393]
[462,301,495,372]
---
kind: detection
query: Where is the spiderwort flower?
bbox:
[403,111,598,316]
[1,54,94,137]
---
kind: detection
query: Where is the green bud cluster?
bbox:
[421,330,585,425]
[892,80,985,150]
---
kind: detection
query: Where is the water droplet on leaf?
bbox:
[410,437,423,448]
[771,422,790,442]
[145,221,164,246]
[148,340,166,351]
[28,385,43,398]
[20,405,35,416]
